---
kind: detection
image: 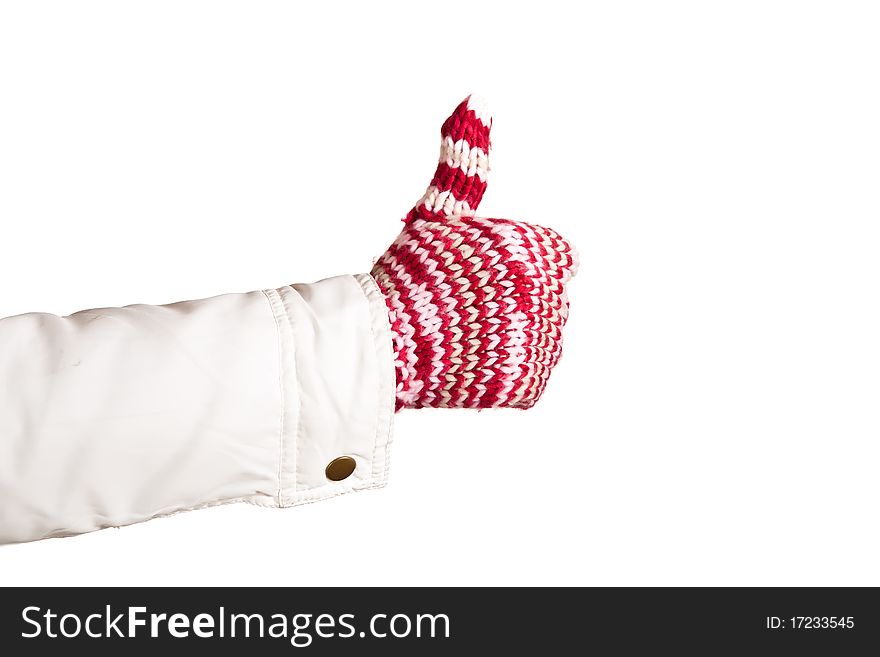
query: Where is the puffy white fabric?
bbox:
[0,274,395,545]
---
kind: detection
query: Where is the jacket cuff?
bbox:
[262,274,395,506]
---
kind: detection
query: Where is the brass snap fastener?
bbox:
[325,456,356,481]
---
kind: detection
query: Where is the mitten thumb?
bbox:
[406,95,492,222]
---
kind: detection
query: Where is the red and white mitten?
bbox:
[0,95,579,545]
[372,97,578,410]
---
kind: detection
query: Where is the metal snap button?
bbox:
[325,456,356,481]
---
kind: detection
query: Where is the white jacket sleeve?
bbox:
[0,274,395,545]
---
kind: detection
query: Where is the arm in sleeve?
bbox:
[0,274,395,544]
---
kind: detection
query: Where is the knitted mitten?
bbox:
[371,97,578,410]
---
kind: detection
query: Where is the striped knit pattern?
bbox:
[372,96,578,410]
[406,95,492,222]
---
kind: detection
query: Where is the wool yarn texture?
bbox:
[372,96,578,411]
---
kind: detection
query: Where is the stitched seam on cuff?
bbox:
[261,289,286,507]
[277,287,304,498]
[356,273,396,488]
[361,277,382,486]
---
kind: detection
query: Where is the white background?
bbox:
[1,1,878,586]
